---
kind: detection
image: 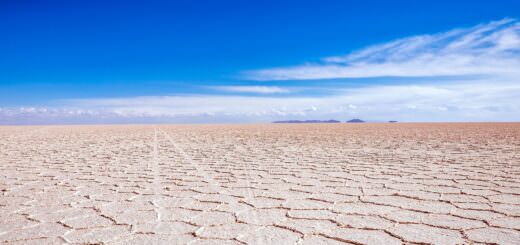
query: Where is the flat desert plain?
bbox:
[1,123,520,245]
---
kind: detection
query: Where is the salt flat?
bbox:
[1,123,519,244]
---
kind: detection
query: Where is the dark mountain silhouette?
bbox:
[346,119,365,123]
[273,119,340,123]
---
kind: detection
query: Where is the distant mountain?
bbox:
[273,119,341,123]
[389,120,398,123]
[346,119,365,123]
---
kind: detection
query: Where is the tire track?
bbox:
[157,127,232,243]
[151,127,162,222]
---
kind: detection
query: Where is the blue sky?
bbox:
[2,0,520,123]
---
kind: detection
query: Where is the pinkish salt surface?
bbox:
[1,123,519,244]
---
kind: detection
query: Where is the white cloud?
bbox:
[209,86,289,94]
[2,78,520,123]
[244,19,520,80]
[66,95,322,117]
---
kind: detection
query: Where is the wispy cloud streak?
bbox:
[209,86,289,94]
[244,19,520,80]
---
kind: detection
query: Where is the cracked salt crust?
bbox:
[0,123,519,244]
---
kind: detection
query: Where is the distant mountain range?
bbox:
[346,119,365,123]
[273,119,341,123]
[273,119,399,123]
[273,119,373,123]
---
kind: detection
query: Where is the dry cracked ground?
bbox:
[1,123,520,245]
